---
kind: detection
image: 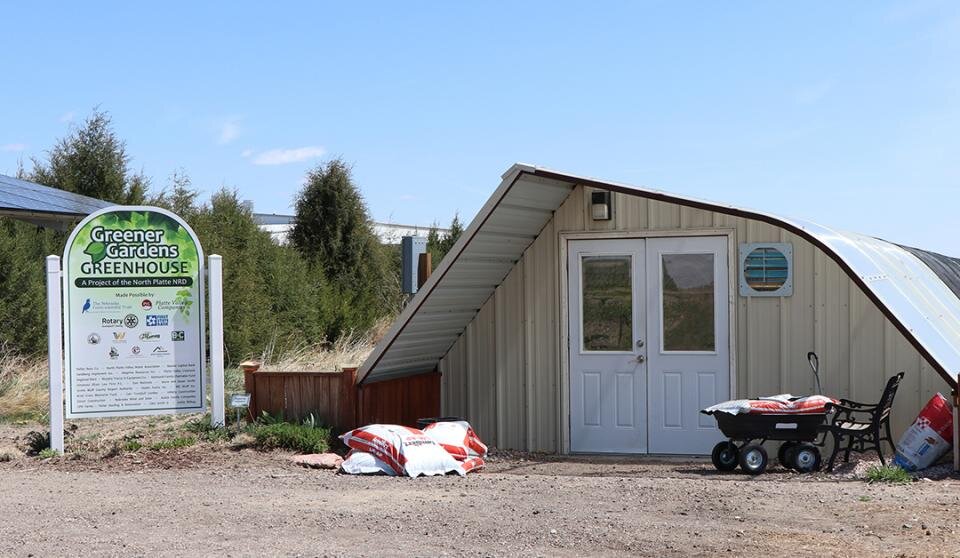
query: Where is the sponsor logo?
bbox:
[113,332,126,341]
[87,333,101,345]
[124,314,139,328]
[109,346,119,360]
[139,332,161,341]
[151,346,169,356]
[141,299,153,310]
[146,314,169,327]
[131,345,141,355]
[171,330,185,342]
[101,317,124,328]
[156,300,188,311]
[82,299,123,314]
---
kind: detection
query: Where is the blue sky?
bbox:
[1,2,958,253]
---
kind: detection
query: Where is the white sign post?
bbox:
[208,254,225,427]
[46,256,64,454]
[47,206,226,452]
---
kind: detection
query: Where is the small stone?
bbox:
[902,523,912,529]
[550,529,557,535]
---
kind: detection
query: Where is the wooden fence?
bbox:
[243,367,440,434]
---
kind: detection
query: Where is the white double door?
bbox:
[568,236,729,454]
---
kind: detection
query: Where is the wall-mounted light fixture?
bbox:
[591,190,612,221]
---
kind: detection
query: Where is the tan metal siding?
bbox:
[441,186,946,451]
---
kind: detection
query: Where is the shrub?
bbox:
[23,431,51,456]
[865,464,912,484]
[183,415,232,442]
[37,448,59,459]
[249,416,331,454]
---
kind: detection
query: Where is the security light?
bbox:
[591,191,611,220]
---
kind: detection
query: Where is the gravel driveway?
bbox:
[2,447,959,557]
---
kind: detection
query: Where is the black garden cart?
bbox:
[700,353,833,475]
[702,408,830,475]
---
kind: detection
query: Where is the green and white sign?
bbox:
[63,207,205,418]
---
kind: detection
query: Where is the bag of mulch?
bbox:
[459,456,485,474]
[422,420,488,460]
[340,424,465,477]
[339,450,396,475]
[893,393,954,472]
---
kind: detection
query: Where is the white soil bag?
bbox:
[422,420,488,460]
[339,450,396,475]
[893,393,954,472]
[340,424,466,477]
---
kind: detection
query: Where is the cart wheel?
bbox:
[790,443,822,473]
[711,441,739,471]
[738,444,768,475]
[778,442,798,469]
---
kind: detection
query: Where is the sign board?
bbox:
[229,393,251,408]
[63,207,205,418]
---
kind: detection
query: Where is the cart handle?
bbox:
[807,352,823,395]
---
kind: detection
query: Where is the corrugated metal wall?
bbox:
[439,186,947,452]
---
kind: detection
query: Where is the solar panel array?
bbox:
[0,174,111,216]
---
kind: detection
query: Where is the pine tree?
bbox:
[291,159,400,335]
[29,109,144,204]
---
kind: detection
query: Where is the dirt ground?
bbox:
[1,418,959,557]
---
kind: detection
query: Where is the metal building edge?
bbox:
[360,164,960,389]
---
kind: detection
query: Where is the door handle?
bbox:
[635,354,646,364]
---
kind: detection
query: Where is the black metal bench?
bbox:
[822,372,905,471]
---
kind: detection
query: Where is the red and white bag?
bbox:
[340,424,465,477]
[340,450,396,475]
[422,420,488,460]
[894,393,954,472]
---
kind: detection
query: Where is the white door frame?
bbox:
[558,229,738,455]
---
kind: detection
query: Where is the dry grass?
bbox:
[0,345,49,420]
[0,321,387,420]
[256,322,382,372]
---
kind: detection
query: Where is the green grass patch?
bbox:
[183,415,234,442]
[865,464,912,484]
[122,439,143,452]
[248,416,331,454]
[37,448,59,459]
[149,436,196,451]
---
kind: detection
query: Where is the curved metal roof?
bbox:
[359,164,960,387]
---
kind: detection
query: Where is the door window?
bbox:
[581,255,632,351]
[661,253,715,352]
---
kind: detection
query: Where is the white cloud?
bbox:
[0,143,26,152]
[59,111,75,123]
[218,117,242,144]
[252,146,326,166]
[240,148,254,158]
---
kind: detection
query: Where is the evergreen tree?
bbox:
[427,213,464,265]
[29,109,142,204]
[290,159,400,336]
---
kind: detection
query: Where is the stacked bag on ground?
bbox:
[339,420,487,477]
[893,393,954,472]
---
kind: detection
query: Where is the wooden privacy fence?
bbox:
[243,367,441,434]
